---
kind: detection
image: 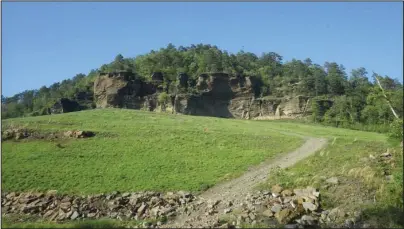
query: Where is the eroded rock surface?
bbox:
[93,71,314,120]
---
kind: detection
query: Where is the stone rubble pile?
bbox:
[1,190,195,225]
[1,185,363,228]
[1,128,95,141]
[63,130,95,138]
[177,185,332,229]
[230,186,322,227]
[1,128,31,140]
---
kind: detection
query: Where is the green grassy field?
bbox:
[2,109,401,228]
[2,108,307,194]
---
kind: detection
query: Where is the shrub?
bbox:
[157,92,169,104]
[388,119,403,141]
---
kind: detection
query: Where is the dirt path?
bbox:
[162,137,328,228]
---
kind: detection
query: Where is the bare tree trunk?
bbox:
[302,98,311,116]
[374,74,400,120]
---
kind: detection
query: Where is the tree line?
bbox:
[2,43,402,136]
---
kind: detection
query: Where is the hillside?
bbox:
[2,109,305,194]
[2,109,402,228]
[2,44,403,135]
[1,44,403,229]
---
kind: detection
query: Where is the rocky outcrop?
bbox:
[93,72,159,109]
[50,98,81,114]
[93,72,313,119]
[274,96,311,118]
[169,73,262,118]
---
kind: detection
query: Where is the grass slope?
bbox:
[2,109,305,194]
[3,109,399,228]
[256,121,403,228]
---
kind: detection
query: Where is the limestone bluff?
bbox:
[53,71,314,120]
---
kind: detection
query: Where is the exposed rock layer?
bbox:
[93,72,313,119]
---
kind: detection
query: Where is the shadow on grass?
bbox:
[361,205,404,228]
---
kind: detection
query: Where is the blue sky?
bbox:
[2,2,403,97]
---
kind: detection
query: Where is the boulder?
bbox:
[1,128,31,141]
[327,207,346,222]
[302,202,317,212]
[380,152,392,158]
[281,189,293,197]
[70,211,79,220]
[271,203,282,213]
[299,215,317,225]
[326,177,339,185]
[63,130,95,138]
[275,208,292,224]
[262,209,274,217]
[271,184,283,195]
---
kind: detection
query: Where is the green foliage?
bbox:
[311,97,333,122]
[388,119,403,141]
[325,62,347,96]
[157,92,169,104]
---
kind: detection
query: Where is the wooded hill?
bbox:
[2,44,403,134]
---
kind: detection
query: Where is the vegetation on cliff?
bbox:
[2,44,402,135]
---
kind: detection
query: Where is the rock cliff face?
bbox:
[93,72,159,110]
[50,98,81,114]
[93,72,312,119]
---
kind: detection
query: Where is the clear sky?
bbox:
[2,2,403,97]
